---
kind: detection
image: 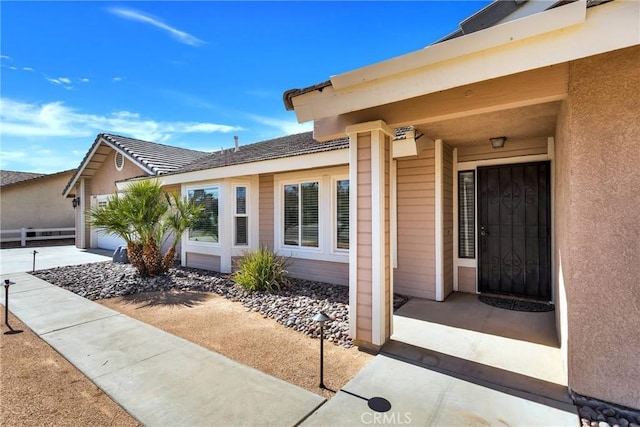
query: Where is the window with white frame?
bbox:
[188,187,219,243]
[234,186,248,246]
[283,181,319,248]
[335,179,349,250]
[458,171,475,258]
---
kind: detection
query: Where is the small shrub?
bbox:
[234,246,290,292]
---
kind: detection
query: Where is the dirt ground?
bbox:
[100,290,373,400]
[1,289,371,425]
[0,313,140,427]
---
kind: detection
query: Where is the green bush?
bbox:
[234,246,290,292]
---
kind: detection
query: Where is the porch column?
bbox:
[346,120,394,350]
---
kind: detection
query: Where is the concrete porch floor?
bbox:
[385,292,570,405]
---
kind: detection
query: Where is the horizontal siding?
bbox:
[259,174,274,249]
[185,252,221,271]
[458,266,477,294]
[357,135,373,343]
[457,137,547,163]
[287,258,349,286]
[394,147,436,300]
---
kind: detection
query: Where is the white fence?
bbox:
[0,227,75,246]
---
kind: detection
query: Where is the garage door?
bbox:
[94,198,126,251]
[97,231,126,251]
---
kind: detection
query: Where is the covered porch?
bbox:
[386,294,569,406]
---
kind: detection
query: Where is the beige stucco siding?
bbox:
[556,46,640,409]
[258,174,274,249]
[457,137,547,163]
[287,258,349,286]
[185,252,221,271]
[394,146,436,299]
[356,134,373,343]
[0,171,75,231]
[90,149,147,196]
[458,266,476,294]
[443,143,454,298]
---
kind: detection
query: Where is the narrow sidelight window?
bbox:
[458,171,475,258]
[336,179,349,250]
[234,186,248,246]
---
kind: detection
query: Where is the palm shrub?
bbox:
[234,246,290,292]
[89,179,203,277]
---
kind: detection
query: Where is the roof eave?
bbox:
[287,0,640,124]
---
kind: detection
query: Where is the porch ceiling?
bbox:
[414,101,560,147]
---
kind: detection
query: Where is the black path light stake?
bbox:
[32,250,38,272]
[3,279,22,335]
[312,311,331,389]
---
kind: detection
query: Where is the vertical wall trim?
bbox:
[371,130,383,345]
[348,133,358,339]
[548,136,556,304]
[181,184,187,266]
[250,175,260,252]
[220,181,233,273]
[391,159,398,269]
[388,139,395,337]
[435,139,444,302]
[452,148,459,292]
[79,178,86,249]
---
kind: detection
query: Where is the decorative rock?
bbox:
[32,261,411,349]
[604,409,617,417]
[599,422,611,427]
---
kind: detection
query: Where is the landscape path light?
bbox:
[3,279,22,335]
[32,250,38,272]
[312,311,331,389]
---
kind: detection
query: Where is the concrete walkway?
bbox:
[1,272,325,426]
[1,248,579,426]
[0,245,113,274]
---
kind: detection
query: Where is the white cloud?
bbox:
[23,67,34,72]
[46,76,73,88]
[112,76,123,83]
[81,78,89,83]
[9,66,17,70]
[109,8,205,46]
[248,114,313,135]
[0,55,11,60]
[0,98,241,142]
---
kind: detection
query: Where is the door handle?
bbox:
[480,226,488,237]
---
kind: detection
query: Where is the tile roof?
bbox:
[62,133,209,196]
[168,131,349,175]
[100,133,209,175]
[1,169,75,189]
[1,170,46,187]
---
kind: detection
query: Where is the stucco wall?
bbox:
[558,46,640,408]
[90,149,147,196]
[0,171,75,230]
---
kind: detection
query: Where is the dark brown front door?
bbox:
[477,161,551,300]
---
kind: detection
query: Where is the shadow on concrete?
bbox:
[381,340,575,413]
[395,292,559,347]
[117,290,212,308]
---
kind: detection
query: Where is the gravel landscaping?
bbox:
[574,393,640,427]
[32,261,410,348]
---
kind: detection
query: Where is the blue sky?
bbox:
[1,1,490,173]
